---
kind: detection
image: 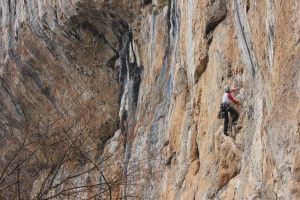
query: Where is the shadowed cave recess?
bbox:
[0,0,143,199]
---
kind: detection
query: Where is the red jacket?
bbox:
[222,88,239,104]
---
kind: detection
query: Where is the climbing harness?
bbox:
[218,109,225,119]
[218,102,230,119]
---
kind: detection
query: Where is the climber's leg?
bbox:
[223,109,229,136]
[228,107,239,125]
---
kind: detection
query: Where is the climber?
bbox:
[220,86,239,136]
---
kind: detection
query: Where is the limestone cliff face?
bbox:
[0,0,299,199]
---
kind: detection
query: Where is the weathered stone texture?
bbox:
[0,0,299,199]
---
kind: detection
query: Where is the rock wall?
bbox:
[0,0,299,199]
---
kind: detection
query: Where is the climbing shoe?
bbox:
[224,131,229,136]
[231,121,237,125]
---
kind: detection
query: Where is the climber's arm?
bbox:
[228,93,239,104]
[230,87,238,93]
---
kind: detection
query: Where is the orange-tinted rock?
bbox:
[0,0,299,199]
